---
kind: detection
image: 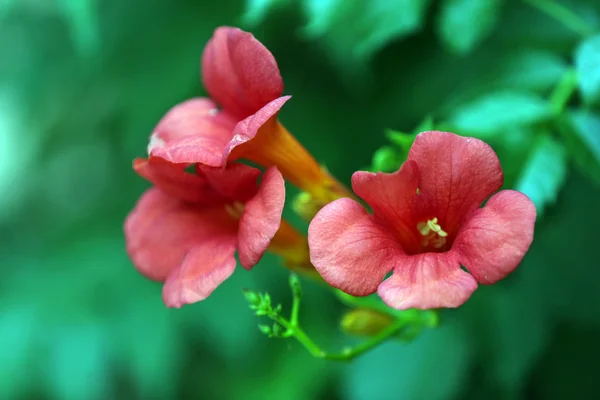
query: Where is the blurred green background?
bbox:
[2,0,600,399]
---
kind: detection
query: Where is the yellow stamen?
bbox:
[417,217,448,250]
[224,202,245,219]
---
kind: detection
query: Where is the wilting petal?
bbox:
[408,131,503,236]
[198,163,261,203]
[237,167,285,269]
[148,98,236,166]
[162,238,237,308]
[308,198,402,296]
[378,253,478,310]
[134,157,223,204]
[222,96,291,164]
[202,27,284,119]
[351,160,422,254]
[124,188,237,281]
[453,190,536,284]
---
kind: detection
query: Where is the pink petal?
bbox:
[197,163,261,203]
[201,27,284,119]
[162,238,237,308]
[452,190,536,284]
[377,253,478,310]
[148,98,236,166]
[124,188,237,281]
[407,131,504,236]
[222,96,291,163]
[237,167,285,269]
[134,157,221,204]
[308,198,403,296]
[351,160,423,254]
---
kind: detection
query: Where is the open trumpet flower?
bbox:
[308,131,537,310]
[124,158,310,308]
[146,26,353,219]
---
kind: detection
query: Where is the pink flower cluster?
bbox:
[125,27,536,310]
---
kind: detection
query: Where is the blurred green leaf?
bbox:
[48,325,111,400]
[370,145,403,172]
[448,91,552,138]
[344,323,471,400]
[563,110,600,185]
[301,0,432,67]
[243,0,289,25]
[575,34,600,104]
[0,307,37,398]
[437,0,504,55]
[493,49,567,92]
[57,0,100,57]
[516,135,568,214]
[0,0,16,17]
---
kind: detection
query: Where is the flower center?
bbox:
[417,217,448,251]
[224,202,245,219]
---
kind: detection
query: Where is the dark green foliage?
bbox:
[1,0,599,399]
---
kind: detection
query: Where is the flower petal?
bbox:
[453,190,536,284]
[237,167,285,269]
[351,160,423,254]
[162,238,237,308]
[197,162,261,203]
[222,96,291,164]
[308,198,402,296]
[407,131,504,236]
[201,27,284,119]
[378,253,478,310]
[134,157,222,204]
[124,188,237,281]
[148,98,236,166]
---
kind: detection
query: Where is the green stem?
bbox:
[269,313,406,362]
[273,315,326,358]
[288,273,302,326]
[322,318,407,361]
[522,0,594,37]
[549,69,578,114]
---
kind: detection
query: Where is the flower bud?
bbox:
[340,308,396,337]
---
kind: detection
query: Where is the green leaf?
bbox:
[258,324,272,335]
[563,110,600,185]
[301,0,432,67]
[370,146,403,172]
[344,324,472,400]
[0,0,17,18]
[57,0,100,57]
[242,0,290,26]
[448,91,552,138]
[48,326,111,400]
[575,34,600,104]
[515,135,568,215]
[437,0,504,55]
[493,49,567,92]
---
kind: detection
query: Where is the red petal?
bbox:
[237,167,285,269]
[351,160,422,254]
[162,239,237,308]
[453,190,536,284]
[202,27,284,119]
[377,253,478,310]
[308,198,402,296]
[124,188,237,282]
[222,96,291,163]
[134,157,221,204]
[407,131,503,236]
[198,162,261,203]
[148,98,236,166]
